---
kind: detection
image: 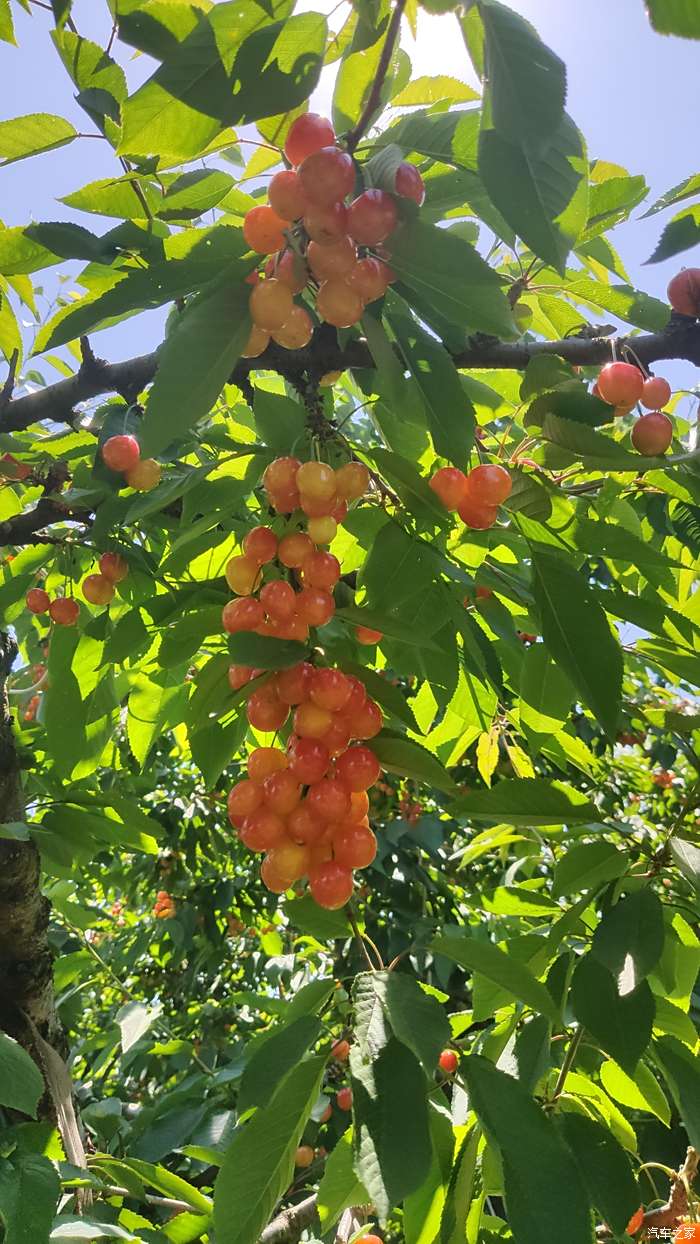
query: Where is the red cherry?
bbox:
[309,667,353,712]
[333,822,377,869]
[430,467,469,510]
[306,777,351,822]
[260,579,297,621]
[263,769,302,816]
[466,464,512,505]
[301,551,341,591]
[82,573,115,606]
[284,113,336,166]
[335,745,381,791]
[227,779,264,828]
[102,435,140,472]
[596,361,644,406]
[248,746,288,782]
[243,205,289,254]
[667,267,700,317]
[457,495,498,529]
[288,736,330,784]
[288,802,326,845]
[247,689,290,732]
[438,1049,459,1075]
[631,411,673,456]
[267,486,301,515]
[316,280,363,328]
[626,1209,645,1236]
[49,597,79,626]
[300,490,338,518]
[243,526,278,565]
[294,701,333,739]
[229,664,254,690]
[272,306,313,350]
[299,147,355,207]
[346,697,382,740]
[264,456,302,495]
[268,169,307,221]
[99,552,128,582]
[347,257,391,302]
[276,662,314,706]
[296,587,335,627]
[343,675,367,718]
[308,236,357,281]
[395,162,425,205]
[640,376,671,409]
[320,716,352,757]
[26,587,50,614]
[347,190,398,245]
[355,1236,382,1244]
[222,597,265,633]
[332,1038,351,1061]
[278,532,314,568]
[303,201,349,245]
[266,249,308,294]
[310,861,354,910]
[0,454,30,480]
[355,625,382,646]
[260,854,293,892]
[267,839,311,882]
[335,1085,353,1110]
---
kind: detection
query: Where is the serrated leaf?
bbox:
[451,777,596,826]
[476,728,499,787]
[652,1036,700,1149]
[556,1112,639,1236]
[552,842,627,898]
[317,1130,369,1229]
[647,204,700,263]
[239,1016,322,1112]
[431,933,559,1022]
[366,971,451,1076]
[599,1059,671,1126]
[591,890,665,984]
[227,633,308,670]
[478,0,565,141]
[646,0,700,37]
[571,955,655,1074]
[370,734,457,794]
[0,1033,44,1117]
[0,113,77,165]
[0,1155,59,1244]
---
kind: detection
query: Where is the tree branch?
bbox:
[259,1194,318,1244]
[346,0,408,152]
[3,350,159,433]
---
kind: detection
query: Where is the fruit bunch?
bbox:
[82,552,129,606]
[241,111,425,356]
[153,890,176,918]
[593,362,674,456]
[26,586,79,626]
[429,462,513,530]
[101,434,162,491]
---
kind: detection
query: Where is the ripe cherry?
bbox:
[82,573,115,606]
[264,456,302,495]
[349,790,369,820]
[99,552,128,583]
[335,1085,353,1109]
[395,161,425,205]
[272,306,313,350]
[641,375,671,409]
[308,237,356,281]
[247,689,289,732]
[263,769,302,816]
[297,461,336,501]
[226,555,262,596]
[284,113,336,166]
[321,716,352,757]
[335,745,381,791]
[355,1236,382,1244]
[227,779,264,827]
[243,526,278,565]
[430,467,468,510]
[274,662,311,706]
[294,701,333,739]
[346,697,382,740]
[316,280,363,328]
[250,279,294,331]
[288,802,325,845]
[310,667,353,712]
[299,147,355,207]
[243,205,289,254]
[307,515,337,544]
[458,496,498,529]
[302,551,341,590]
[343,675,367,717]
[596,361,644,406]
[268,487,302,515]
[300,491,338,519]
[49,597,79,626]
[248,746,288,782]
[102,434,140,472]
[26,587,50,614]
[260,579,297,621]
[333,822,377,869]
[306,777,351,822]
[304,201,349,245]
[626,1208,644,1236]
[278,531,314,568]
[222,596,265,633]
[267,249,308,294]
[267,840,310,882]
[288,737,330,784]
[320,1102,333,1123]
[347,257,391,302]
[355,626,382,645]
[631,411,673,456]
[126,458,161,491]
[296,587,335,627]
[466,464,512,506]
[295,1144,315,1169]
[242,324,270,359]
[229,664,253,691]
[347,190,398,245]
[311,861,354,910]
[259,855,293,893]
[438,1049,459,1075]
[335,461,369,500]
[667,267,700,317]
[332,1038,350,1061]
[268,170,307,221]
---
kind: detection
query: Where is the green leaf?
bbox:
[190,717,247,787]
[366,448,449,528]
[0,221,106,277]
[117,1000,162,1054]
[519,643,575,735]
[540,412,668,470]
[670,838,700,894]
[365,970,451,1076]
[387,217,515,338]
[0,1154,59,1244]
[239,1016,322,1112]
[556,1112,639,1236]
[450,777,597,826]
[599,1059,671,1126]
[641,170,700,218]
[478,0,565,141]
[431,932,560,1022]
[0,1032,44,1117]
[439,1124,480,1244]
[653,1036,700,1149]
[350,1037,432,1220]
[227,633,308,670]
[552,843,628,898]
[362,521,437,614]
[591,890,665,984]
[213,1055,326,1244]
[647,204,700,263]
[52,31,127,128]
[563,276,669,332]
[60,175,160,219]
[392,75,478,105]
[127,675,185,768]
[118,1159,212,1215]
[571,955,655,1074]
[646,0,700,37]
[141,274,251,456]
[337,659,418,732]
[317,1130,369,1229]
[158,169,235,220]
[0,0,16,44]
[0,114,77,165]
[530,545,622,739]
[462,1055,592,1244]
[44,629,87,778]
[253,390,307,454]
[284,895,351,939]
[370,734,457,795]
[335,604,443,650]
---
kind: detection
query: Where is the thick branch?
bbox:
[4,350,158,433]
[259,1194,318,1244]
[0,496,91,548]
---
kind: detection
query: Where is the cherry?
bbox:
[272,306,313,350]
[278,531,314,568]
[626,1208,644,1236]
[438,1049,459,1074]
[126,458,161,490]
[288,736,330,784]
[26,587,50,614]
[260,854,293,893]
[242,324,270,359]
[320,1102,333,1123]
[250,279,294,330]
[82,573,115,606]
[295,1144,314,1169]
[226,555,262,595]
[299,147,355,207]
[227,779,264,827]
[335,461,369,500]
[335,745,381,791]
[333,822,377,869]
[349,790,369,820]
[297,461,336,501]
[229,665,254,691]
[248,746,288,782]
[355,1236,382,1244]
[266,249,308,294]
[321,716,352,756]
[355,626,382,645]
[243,205,289,253]
[307,515,337,544]
[294,701,333,739]
[310,667,353,712]
[596,361,644,406]
[284,113,336,166]
[457,495,498,529]
[430,467,468,510]
[268,486,301,515]
[296,587,335,627]
[102,434,140,472]
[346,697,382,740]
[300,491,338,519]
[222,596,265,633]
[343,675,367,717]
[302,551,341,590]
[310,861,354,910]
[332,499,349,522]
[475,586,493,601]
[308,237,356,281]
[267,839,310,881]
[49,597,79,626]
[631,411,673,456]
[260,579,297,621]
[466,464,512,505]
[0,454,30,480]
[316,280,363,328]
[307,777,351,822]
[641,375,671,409]
[288,802,325,845]
[268,169,307,221]
[264,456,302,495]
[243,526,278,565]
[347,190,398,245]
[332,1038,350,1061]
[395,161,425,205]
[247,689,289,732]
[335,1085,353,1109]
[263,769,302,815]
[304,201,349,245]
[99,552,128,583]
[347,256,391,302]
[667,267,700,317]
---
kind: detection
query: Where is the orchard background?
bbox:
[1,1,700,1242]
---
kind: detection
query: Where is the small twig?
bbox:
[347,906,382,970]
[0,350,19,413]
[346,0,408,152]
[97,1186,196,1214]
[551,1025,583,1102]
[105,19,118,55]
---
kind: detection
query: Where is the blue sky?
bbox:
[1,0,699,391]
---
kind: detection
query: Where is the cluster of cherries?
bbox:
[429,462,513,530]
[593,362,673,455]
[25,552,128,625]
[241,111,425,357]
[100,434,162,491]
[153,890,176,919]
